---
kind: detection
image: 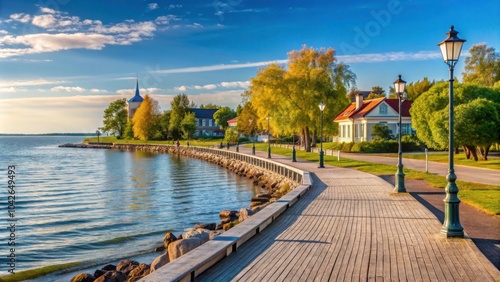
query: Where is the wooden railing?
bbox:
[140,147,312,282]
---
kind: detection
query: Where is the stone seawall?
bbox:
[111,144,299,197]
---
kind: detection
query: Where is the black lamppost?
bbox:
[96,130,101,144]
[292,132,297,162]
[318,102,325,168]
[249,119,255,155]
[266,116,271,158]
[393,75,406,193]
[438,25,466,238]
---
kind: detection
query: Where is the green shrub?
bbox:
[340,142,355,152]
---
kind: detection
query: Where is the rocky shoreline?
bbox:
[68,144,299,282]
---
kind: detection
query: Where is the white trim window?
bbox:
[379,104,387,114]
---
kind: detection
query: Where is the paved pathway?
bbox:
[340,152,500,186]
[197,148,499,281]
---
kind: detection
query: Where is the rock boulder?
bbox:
[70,273,95,282]
[168,237,203,260]
[150,252,170,272]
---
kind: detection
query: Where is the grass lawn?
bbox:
[252,144,500,216]
[370,151,500,170]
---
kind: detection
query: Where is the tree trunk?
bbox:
[477,145,490,161]
[311,130,317,147]
[304,127,311,152]
[465,145,478,161]
[463,145,471,159]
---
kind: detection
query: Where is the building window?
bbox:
[209,119,213,127]
[402,124,410,135]
[202,119,207,126]
[379,104,387,114]
[196,118,200,126]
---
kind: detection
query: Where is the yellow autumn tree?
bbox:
[249,45,354,151]
[132,94,160,141]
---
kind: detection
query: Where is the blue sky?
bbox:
[0,0,498,133]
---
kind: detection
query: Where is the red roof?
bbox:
[227,117,238,124]
[334,98,412,122]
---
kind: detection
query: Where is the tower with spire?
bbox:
[127,79,144,119]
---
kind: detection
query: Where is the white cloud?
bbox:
[154,15,180,25]
[169,4,182,9]
[90,88,109,93]
[0,30,8,35]
[153,51,443,76]
[0,87,22,93]
[1,8,172,58]
[337,51,442,63]
[10,13,31,23]
[176,86,187,91]
[51,86,85,92]
[116,87,161,96]
[156,60,287,74]
[148,3,159,10]
[187,23,203,28]
[32,14,57,28]
[0,33,115,58]
[40,7,57,14]
[194,84,217,90]
[0,78,64,87]
[220,81,250,88]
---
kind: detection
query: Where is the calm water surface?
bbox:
[0,136,258,275]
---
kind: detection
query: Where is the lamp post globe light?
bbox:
[249,119,255,155]
[267,116,271,158]
[318,102,325,168]
[438,25,466,238]
[393,75,406,193]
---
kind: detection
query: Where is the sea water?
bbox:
[0,136,258,277]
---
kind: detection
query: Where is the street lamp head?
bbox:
[393,74,406,96]
[319,102,325,112]
[438,25,466,67]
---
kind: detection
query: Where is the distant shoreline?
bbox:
[0,133,95,136]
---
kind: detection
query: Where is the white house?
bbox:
[334,93,413,143]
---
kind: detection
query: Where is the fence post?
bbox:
[425,148,428,173]
[337,150,340,161]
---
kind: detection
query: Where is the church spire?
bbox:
[135,78,140,97]
[128,78,144,103]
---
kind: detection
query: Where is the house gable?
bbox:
[365,101,399,118]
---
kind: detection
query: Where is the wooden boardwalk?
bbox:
[198,154,500,281]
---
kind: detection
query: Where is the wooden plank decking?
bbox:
[197,157,500,281]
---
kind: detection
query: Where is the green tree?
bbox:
[366,86,385,99]
[199,103,219,109]
[249,45,352,152]
[102,98,128,138]
[132,95,160,141]
[124,120,134,139]
[404,77,436,101]
[236,101,258,136]
[463,44,500,86]
[156,110,171,140]
[224,128,239,143]
[180,112,197,140]
[214,106,237,130]
[169,94,190,140]
[410,82,500,160]
[371,124,392,140]
[236,104,243,115]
